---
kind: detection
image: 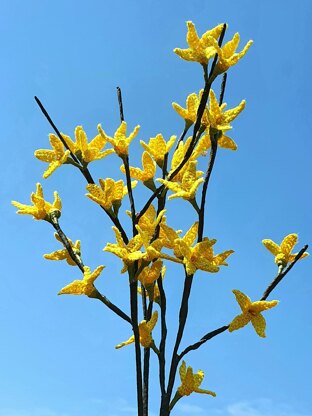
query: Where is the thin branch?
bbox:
[95,293,132,324]
[219,73,227,105]
[122,155,137,236]
[116,86,125,122]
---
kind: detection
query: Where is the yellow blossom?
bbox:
[86,178,137,212]
[135,204,166,241]
[172,90,209,128]
[158,161,203,201]
[169,137,193,182]
[58,265,105,297]
[140,133,176,167]
[207,32,253,74]
[63,126,114,163]
[193,129,237,159]
[229,290,278,337]
[177,361,216,397]
[174,236,233,275]
[174,21,224,65]
[115,311,158,349]
[138,263,166,304]
[35,134,70,178]
[98,121,140,157]
[44,233,81,266]
[262,233,309,268]
[120,151,156,189]
[12,183,61,221]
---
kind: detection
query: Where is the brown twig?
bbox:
[117,86,125,122]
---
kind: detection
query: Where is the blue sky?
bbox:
[1,0,311,415]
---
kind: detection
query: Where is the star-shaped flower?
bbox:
[177,360,216,397]
[138,262,165,304]
[44,233,81,266]
[228,290,279,337]
[98,121,140,157]
[120,151,156,190]
[140,133,176,168]
[207,32,253,74]
[262,233,309,269]
[86,178,137,213]
[172,91,209,128]
[158,161,204,201]
[174,21,224,65]
[63,126,114,164]
[135,204,166,241]
[115,311,158,349]
[193,129,237,159]
[12,183,62,221]
[58,265,105,297]
[35,134,70,178]
[169,137,194,182]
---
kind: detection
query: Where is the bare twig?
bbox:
[117,86,125,122]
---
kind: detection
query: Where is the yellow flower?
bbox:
[193,129,237,158]
[169,137,193,182]
[177,361,216,397]
[174,236,233,275]
[174,21,224,65]
[207,32,253,74]
[35,134,70,178]
[44,233,81,266]
[136,204,166,240]
[86,178,137,212]
[158,161,204,201]
[58,265,105,297]
[115,311,158,349]
[98,121,140,157]
[140,133,176,167]
[262,234,309,268]
[172,90,209,128]
[138,262,165,304]
[12,183,61,221]
[120,151,156,189]
[63,126,114,163]
[229,290,279,338]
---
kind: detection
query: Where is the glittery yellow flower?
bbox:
[120,151,156,190]
[172,91,209,128]
[207,32,253,74]
[44,233,81,266]
[158,161,203,201]
[229,290,279,337]
[174,21,224,65]
[140,133,176,167]
[115,311,158,349]
[177,361,216,397]
[58,265,105,297]
[35,134,70,178]
[98,121,140,157]
[262,234,309,268]
[63,126,114,163]
[86,178,137,213]
[12,183,61,221]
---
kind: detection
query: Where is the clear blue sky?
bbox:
[1,1,311,415]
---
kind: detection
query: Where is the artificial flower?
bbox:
[58,265,105,297]
[98,121,140,157]
[44,233,81,266]
[262,233,309,268]
[120,151,156,189]
[229,290,278,337]
[115,311,158,349]
[12,183,61,221]
[140,133,176,168]
[177,361,216,397]
[35,134,70,178]
[172,90,210,128]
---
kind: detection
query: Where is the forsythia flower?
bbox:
[35,134,70,178]
[262,233,309,268]
[140,133,176,168]
[174,21,224,65]
[138,263,166,304]
[177,361,216,397]
[63,126,114,163]
[175,237,233,275]
[169,137,193,182]
[58,265,105,297]
[172,90,209,128]
[136,205,166,240]
[207,32,253,74]
[86,178,137,212]
[98,121,140,157]
[158,161,203,201]
[229,290,278,338]
[193,129,237,159]
[44,233,81,266]
[115,311,158,349]
[12,183,61,221]
[120,151,156,189]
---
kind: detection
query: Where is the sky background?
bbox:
[1,0,311,415]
